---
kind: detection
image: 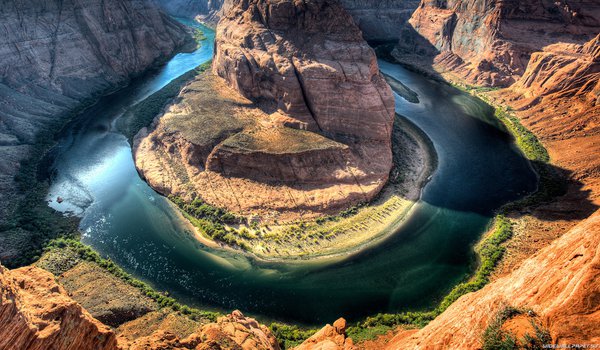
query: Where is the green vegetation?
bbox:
[269,323,319,349]
[169,195,253,249]
[42,238,220,322]
[494,108,567,211]
[118,61,212,142]
[456,85,566,211]
[494,108,548,163]
[482,306,551,350]
[193,28,207,43]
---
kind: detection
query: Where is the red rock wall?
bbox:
[398,0,600,86]
[0,265,118,350]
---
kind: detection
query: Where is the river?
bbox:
[46,22,537,325]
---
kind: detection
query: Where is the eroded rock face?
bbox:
[0,265,118,350]
[294,318,355,350]
[128,310,280,350]
[0,0,189,261]
[387,209,600,349]
[213,0,395,143]
[395,0,600,86]
[136,0,396,220]
[156,0,229,24]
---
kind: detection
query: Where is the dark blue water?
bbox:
[46,22,537,326]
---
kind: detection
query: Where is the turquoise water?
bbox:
[46,23,537,325]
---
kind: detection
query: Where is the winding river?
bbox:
[46,22,537,325]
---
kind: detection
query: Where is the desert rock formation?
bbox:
[127,310,280,350]
[294,318,355,350]
[339,0,420,41]
[0,265,119,350]
[135,0,396,220]
[395,0,600,87]
[386,209,600,349]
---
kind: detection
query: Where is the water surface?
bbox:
[46,23,537,325]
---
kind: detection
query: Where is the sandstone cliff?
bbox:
[0,265,119,350]
[394,0,600,86]
[386,208,600,349]
[0,0,189,261]
[135,0,396,220]
[294,318,355,350]
[356,14,600,350]
[127,310,280,350]
[0,261,281,350]
[494,34,600,208]
[156,0,420,41]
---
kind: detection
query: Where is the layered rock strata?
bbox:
[386,208,600,349]
[0,265,119,350]
[394,0,600,86]
[135,0,396,220]
[0,0,190,261]
[127,310,280,350]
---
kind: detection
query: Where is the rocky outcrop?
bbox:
[294,318,355,350]
[386,208,600,349]
[0,0,190,261]
[128,310,280,350]
[395,0,600,86]
[136,0,396,220]
[0,265,118,350]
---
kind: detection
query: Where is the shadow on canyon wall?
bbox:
[374,25,598,224]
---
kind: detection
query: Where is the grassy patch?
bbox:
[42,238,220,322]
[193,28,207,43]
[118,61,212,142]
[482,306,551,350]
[269,323,319,349]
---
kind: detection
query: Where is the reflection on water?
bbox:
[46,23,537,325]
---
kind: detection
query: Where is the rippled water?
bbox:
[46,22,537,325]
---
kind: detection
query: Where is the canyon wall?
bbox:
[0,262,280,350]
[156,0,420,41]
[0,265,119,350]
[338,0,420,41]
[155,0,229,24]
[387,208,600,349]
[0,0,189,261]
[395,0,600,86]
[135,0,396,220]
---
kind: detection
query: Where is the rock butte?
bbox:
[135,0,396,220]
